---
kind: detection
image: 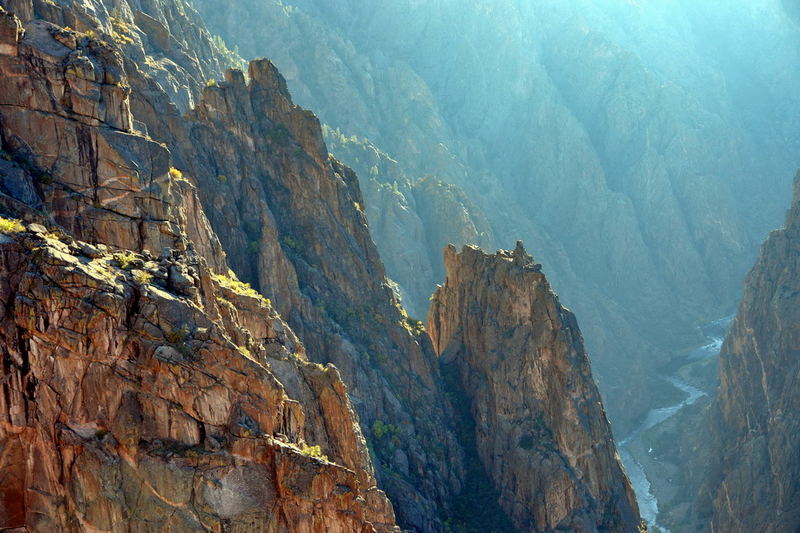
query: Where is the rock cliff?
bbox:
[695,172,800,532]
[0,8,398,531]
[428,243,643,533]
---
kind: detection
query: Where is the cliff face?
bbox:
[153,59,465,533]
[697,172,800,533]
[0,8,398,531]
[428,243,642,533]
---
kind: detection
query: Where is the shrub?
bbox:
[372,420,401,440]
[0,216,24,234]
[131,269,153,285]
[282,235,303,253]
[169,167,184,180]
[114,251,138,270]
[300,444,328,461]
[165,326,190,345]
[212,270,267,302]
[237,345,252,358]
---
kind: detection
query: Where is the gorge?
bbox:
[0,0,798,532]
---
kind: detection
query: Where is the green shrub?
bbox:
[300,443,328,461]
[131,269,153,285]
[114,251,138,270]
[0,216,24,234]
[372,420,401,440]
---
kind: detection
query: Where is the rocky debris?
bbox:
[428,243,643,533]
[695,172,800,533]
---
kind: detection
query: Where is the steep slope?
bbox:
[428,243,643,533]
[0,9,398,531]
[193,0,800,434]
[695,172,800,532]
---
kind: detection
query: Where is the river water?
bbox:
[618,316,732,532]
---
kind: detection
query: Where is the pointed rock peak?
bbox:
[248,58,289,95]
[512,239,532,267]
[426,242,643,532]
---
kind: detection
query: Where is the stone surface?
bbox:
[428,243,643,533]
[0,8,399,531]
[694,172,800,533]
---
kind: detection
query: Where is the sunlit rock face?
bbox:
[0,7,399,531]
[428,243,643,533]
[695,173,800,533]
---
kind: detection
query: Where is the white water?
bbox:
[618,317,731,532]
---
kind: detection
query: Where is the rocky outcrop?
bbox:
[0,9,399,531]
[696,172,800,533]
[428,243,643,533]
[136,57,467,532]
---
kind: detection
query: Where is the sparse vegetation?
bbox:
[212,270,268,302]
[0,216,24,234]
[217,174,227,183]
[282,234,304,253]
[131,269,153,285]
[110,16,136,46]
[300,443,328,461]
[372,420,401,441]
[114,251,138,270]
[237,345,252,358]
[165,325,190,345]
[205,78,217,87]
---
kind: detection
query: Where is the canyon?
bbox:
[0,0,798,531]
[0,1,644,531]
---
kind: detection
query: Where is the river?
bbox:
[618,316,732,532]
